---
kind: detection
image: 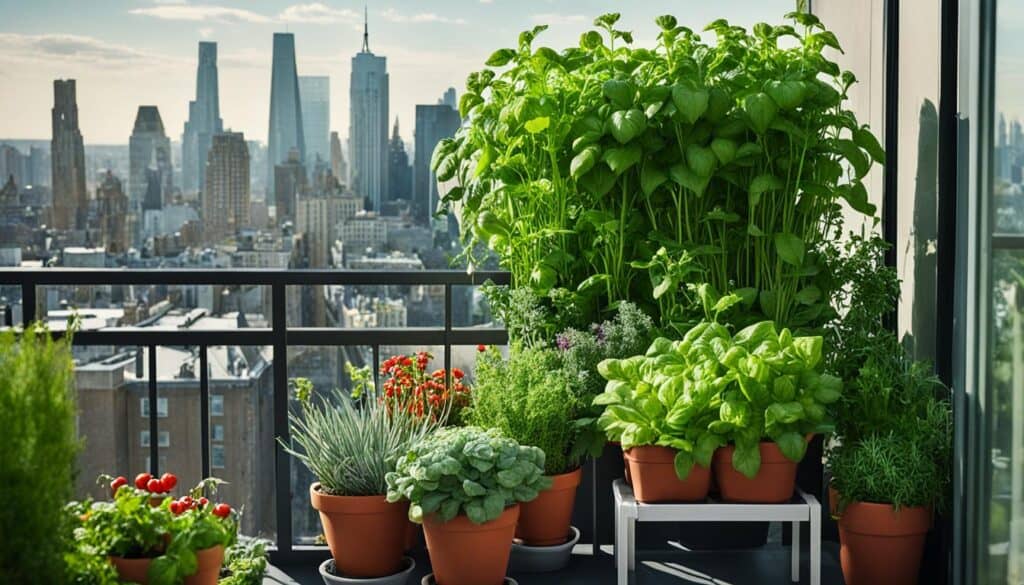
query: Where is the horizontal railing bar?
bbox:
[993,233,1024,250]
[42,327,507,347]
[0,268,511,286]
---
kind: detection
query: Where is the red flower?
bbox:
[452,368,465,380]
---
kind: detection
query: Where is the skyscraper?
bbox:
[268,33,305,192]
[274,148,306,225]
[330,131,347,185]
[182,42,223,195]
[440,87,457,109]
[129,106,173,208]
[96,170,129,254]
[387,118,411,203]
[51,79,88,230]
[349,11,389,211]
[298,76,330,173]
[203,132,250,242]
[414,101,461,223]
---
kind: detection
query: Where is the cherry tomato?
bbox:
[212,503,231,518]
[180,495,193,508]
[476,344,487,352]
[159,473,177,490]
[169,501,182,515]
[110,476,128,494]
[198,497,209,507]
[134,472,153,490]
[146,478,162,493]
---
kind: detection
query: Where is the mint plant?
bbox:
[385,427,550,525]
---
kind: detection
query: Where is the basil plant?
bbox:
[596,319,841,480]
[385,426,551,525]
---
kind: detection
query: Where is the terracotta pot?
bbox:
[838,500,931,585]
[713,442,798,503]
[624,446,711,503]
[183,545,224,585]
[110,555,154,584]
[609,441,630,484]
[404,521,422,551]
[516,468,582,546]
[828,483,840,518]
[310,483,409,578]
[423,504,519,585]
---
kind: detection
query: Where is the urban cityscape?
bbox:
[0,10,479,542]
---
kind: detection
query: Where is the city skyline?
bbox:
[0,1,796,144]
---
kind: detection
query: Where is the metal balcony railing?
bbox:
[0,268,510,563]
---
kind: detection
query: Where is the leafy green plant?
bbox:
[435,12,882,335]
[0,324,79,585]
[385,426,550,524]
[219,537,270,585]
[282,373,443,496]
[468,346,579,475]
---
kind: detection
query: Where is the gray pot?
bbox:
[509,525,581,573]
[320,557,415,585]
[421,575,517,585]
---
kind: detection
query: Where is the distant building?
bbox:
[29,146,50,188]
[338,212,388,254]
[349,12,389,211]
[413,102,461,223]
[440,87,457,109]
[0,144,27,188]
[129,106,173,209]
[298,76,330,175]
[203,132,250,242]
[387,118,411,203]
[330,131,347,185]
[51,79,88,230]
[273,149,306,224]
[96,170,129,254]
[182,42,223,195]
[268,33,305,192]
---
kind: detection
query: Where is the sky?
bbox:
[0,0,795,145]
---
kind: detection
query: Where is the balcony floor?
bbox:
[265,543,846,584]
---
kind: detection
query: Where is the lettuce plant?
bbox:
[596,308,841,480]
[385,427,550,525]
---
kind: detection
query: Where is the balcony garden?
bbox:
[0,9,955,585]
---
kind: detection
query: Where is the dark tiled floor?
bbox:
[266,543,845,585]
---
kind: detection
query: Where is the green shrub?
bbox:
[0,325,79,585]
[386,426,550,524]
[468,346,579,475]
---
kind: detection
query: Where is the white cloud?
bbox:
[0,33,172,66]
[530,13,587,26]
[129,4,272,24]
[279,3,359,25]
[380,8,467,26]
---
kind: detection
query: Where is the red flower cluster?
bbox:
[380,351,469,421]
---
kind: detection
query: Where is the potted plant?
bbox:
[281,370,441,584]
[824,236,952,585]
[74,473,234,585]
[386,426,549,585]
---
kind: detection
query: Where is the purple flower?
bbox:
[592,323,607,344]
[556,334,571,351]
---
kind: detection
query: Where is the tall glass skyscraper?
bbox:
[50,79,87,230]
[182,42,222,195]
[348,13,389,211]
[268,33,305,195]
[129,106,172,209]
[298,76,330,173]
[414,99,460,223]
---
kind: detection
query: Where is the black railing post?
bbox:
[21,282,35,325]
[199,345,210,479]
[271,282,292,554]
[148,346,159,476]
[443,283,452,390]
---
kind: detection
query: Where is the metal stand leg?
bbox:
[791,521,800,582]
[616,506,629,585]
[627,516,636,571]
[810,500,821,585]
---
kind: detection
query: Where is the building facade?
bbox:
[387,118,411,203]
[298,76,330,173]
[182,42,223,196]
[129,106,173,209]
[413,103,461,223]
[330,131,347,186]
[267,33,305,195]
[203,132,250,242]
[348,19,389,212]
[273,150,306,225]
[50,79,88,230]
[95,170,128,254]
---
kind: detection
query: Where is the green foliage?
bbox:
[219,537,270,585]
[436,13,881,335]
[597,312,840,479]
[385,426,551,525]
[0,325,79,585]
[282,375,443,496]
[468,346,579,475]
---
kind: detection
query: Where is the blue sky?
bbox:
[0,1,794,144]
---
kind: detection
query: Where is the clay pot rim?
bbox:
[715,441,794,464]
[835,498,932,536]
[544,467,583,491]
[423,504,520,531]
[310,483,401,514]
[624,445,712,468]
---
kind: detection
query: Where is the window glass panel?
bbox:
[210,395,224,417]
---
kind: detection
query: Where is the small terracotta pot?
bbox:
[609,441,630,484]
[110,555,154,584]
[713,442,798,503]
[516,468,582,546]
[404,521,422,551]
[624,446,711,503]
[184,545,225,585]
[310,483,409,578]
[828,483,840,518]
[838,500,932,585]
[423,504,519,585]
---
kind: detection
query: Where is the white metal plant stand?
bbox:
[612,479,821,585]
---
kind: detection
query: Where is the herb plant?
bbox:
[435,12,882,334]
[219,537,270,585]
[385,426,550,524]
[282,374,443,497]
[468,346,579,475]
[0,325,79,585]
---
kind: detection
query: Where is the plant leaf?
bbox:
[776,432,807,463]
[485,48,516,67]
[524,116,550,134]
[743,92,777,134]
[641,163,668,195]
[570,146,599,180]
[773,232,805,266]
[671,84,710,124]
[603,144,642,175]
[609,109,647,143]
